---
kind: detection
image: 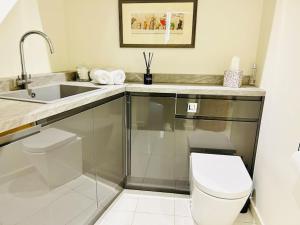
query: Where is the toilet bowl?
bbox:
[22,128,83,188]
[190,153,252,225]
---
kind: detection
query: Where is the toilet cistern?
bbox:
[16,30,54,96]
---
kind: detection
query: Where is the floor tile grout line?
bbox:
[95,190,256,225]
[173,195,176,225]
[127,192,177,218]
[132,211,175,216]
[130,211,136,225]
[130,195,140,225]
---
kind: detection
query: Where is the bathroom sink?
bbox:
[0,84,101,104]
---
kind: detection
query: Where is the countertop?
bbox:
[0,82,265,133]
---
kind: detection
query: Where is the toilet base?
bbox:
[191,186,249,225]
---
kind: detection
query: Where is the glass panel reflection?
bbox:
[0,110,98,225]
[128,96,178,191]
[176,98,262,119]
[175,118,258,181]
[0,97,125,225]
[93,97,125,209]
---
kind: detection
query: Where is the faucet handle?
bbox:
[16,76,24,87]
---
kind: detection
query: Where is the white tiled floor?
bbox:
[95,190,257,225]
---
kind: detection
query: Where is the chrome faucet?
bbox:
[17,30,54,96]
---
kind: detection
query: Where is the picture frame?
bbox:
[119,0,198,48]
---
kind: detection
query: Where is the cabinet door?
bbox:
[0,96,126,225]
[128,95,177,191]
[175,118,258,180]
[0,110,98,225]
[93,97,125,208]
[176,97,262,120]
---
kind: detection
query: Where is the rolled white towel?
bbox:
[111,70,126,85]
[89,68,101,81]
[90,69,114,85]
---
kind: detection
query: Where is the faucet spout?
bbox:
[18,30,54,95]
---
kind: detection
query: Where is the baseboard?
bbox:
[250,198,265,225]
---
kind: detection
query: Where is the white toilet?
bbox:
[190,153,253,225]
[22,128,83,188]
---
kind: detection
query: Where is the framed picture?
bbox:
[119,0,198,48]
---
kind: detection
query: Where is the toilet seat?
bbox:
[191,153,252,200]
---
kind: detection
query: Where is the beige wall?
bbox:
[255,0,277,86]
[253,0,300,224]
[36,0,69,73]
[0,0,271,78]
[0,0,18,24]
[65,0,264,75]
[0,0,69,78]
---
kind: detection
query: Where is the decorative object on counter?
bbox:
[223,56,243,88]
[119,0,198,48]
[76,66,90,81]
[90,69,126,85]
[90,69,114,85]
[143,52,154,85]
[125,72,252,85]
[249,63,257,86]
[111,70,126,84]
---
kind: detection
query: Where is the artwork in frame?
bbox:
[119,0,198,48]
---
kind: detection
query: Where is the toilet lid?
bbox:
[22,128,77,153]
[191,153,252,199]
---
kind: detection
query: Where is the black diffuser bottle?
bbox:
[143,52,154,85]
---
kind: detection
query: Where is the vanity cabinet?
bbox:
[0,90,263,224]
[127,93,264,193]
[38,94,126,210]
[0,94,125,225]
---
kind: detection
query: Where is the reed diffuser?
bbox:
[143,52,154,85]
